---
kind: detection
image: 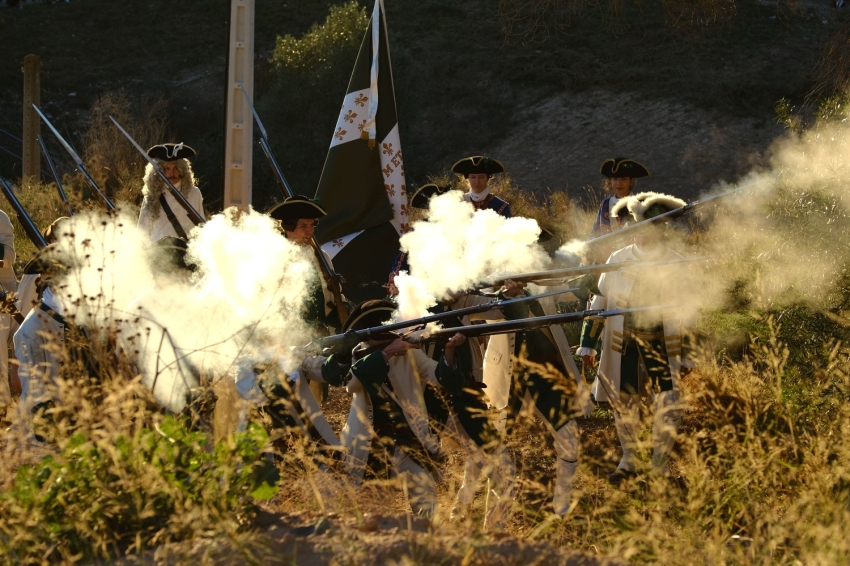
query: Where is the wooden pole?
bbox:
[22,54,41,185]
[222,0,254,210]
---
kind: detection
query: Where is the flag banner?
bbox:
[315,0,409,301]
[326,223,400,304]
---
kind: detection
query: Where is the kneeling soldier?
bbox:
[321,300,467,518]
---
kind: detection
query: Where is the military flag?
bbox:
[314,0,409,302]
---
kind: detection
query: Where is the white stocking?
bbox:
[551,419,580,515]
[613,393,641,472]
[651,390,682,477]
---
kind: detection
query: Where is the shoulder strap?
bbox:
[158,194,188,240]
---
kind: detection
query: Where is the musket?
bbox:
[108,116,204,226]
[31,105,116,211]
[307,287,580,353]
[238,83,349,325]
[38,136,74,216]
[37,135,73,216]
[406,304,679,346]
[0,175,48,250]
[482,256,709,288]
[584,186,748,251]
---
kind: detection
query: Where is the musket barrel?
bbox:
[483,257,708,288]
[0,176,48,250]
[38,136,72,216]
[409,304,679,345]
[32,105,115,211]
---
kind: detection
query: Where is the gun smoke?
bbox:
[52,208,316,411]
[393,191,549,321]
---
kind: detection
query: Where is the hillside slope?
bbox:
[0,0,842,210]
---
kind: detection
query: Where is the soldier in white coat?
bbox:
[578,192,697,486]
[137,143,205,242]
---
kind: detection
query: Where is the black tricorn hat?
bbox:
[146,143,197,162]
[599,157,649,179]
[268,195,328,226]
[150,236,195,274]
[27,243,71,281]
[410,183,456,209]
[42,216,70,245]
[451,156,505,177]
[343,299,397,333]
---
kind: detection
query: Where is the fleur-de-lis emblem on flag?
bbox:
[400,223,412,234]
[382,142,394,156]
[400,184,407,196]
[357,120,367,132]
[400,204,410,216]
[354,93,368,107]
[343,110,357,123]
[332,238,344,248]
[334,127,346,141]
[385,184,395,196]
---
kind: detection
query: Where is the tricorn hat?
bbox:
[611,191,686,224]
[150,236,196,274]
[268,195,328,229]
[343,299,397,333]
[146,143,196,162]
[599,157,649,179]
[451,156,505,177]
[410,183,456,209]
[42,216,70,245]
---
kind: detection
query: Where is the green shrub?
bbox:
[0,415,278,562]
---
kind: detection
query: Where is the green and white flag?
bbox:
[314,0,409,301]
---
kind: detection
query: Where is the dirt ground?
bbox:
[491,89,786,202]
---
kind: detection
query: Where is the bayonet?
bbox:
[32,105,115,211]
[37,135,72,216]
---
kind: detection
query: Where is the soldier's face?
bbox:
[611,177,634,198]
[162,162,182,185]
[286,218,317,246]
[468,173,489,193]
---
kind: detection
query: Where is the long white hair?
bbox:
[140,158,197,219]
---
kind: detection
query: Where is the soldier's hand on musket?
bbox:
[443,332,467,368]
[581,354,596,368]
[503,278,526,297]
[444,332,467,349]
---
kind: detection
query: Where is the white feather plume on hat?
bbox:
[610,191,687,223]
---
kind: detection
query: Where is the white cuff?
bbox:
[576,347,597,357]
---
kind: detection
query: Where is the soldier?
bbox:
[137,143,205,241]
[464,278,592,517]
[321,299,468,518]
[16,217,68,321]
[0,208,16,412]
[578,192,696,486]
[269,195,349,404]
[589,158,649,238]
[452,156,511,218]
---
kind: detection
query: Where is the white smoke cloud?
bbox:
[51,208,316,411]
[393,191,549,321]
